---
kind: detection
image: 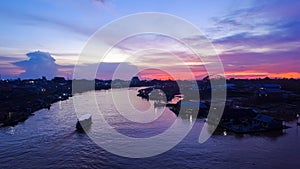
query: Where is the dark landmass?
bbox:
[0,77,72,126]
[1,75,300,133]
[0,76,165,126]
[137,77,300,134]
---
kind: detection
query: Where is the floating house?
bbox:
[256,83,286,101]
[252,114,283,129]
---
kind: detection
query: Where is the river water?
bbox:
[1,88,299,169]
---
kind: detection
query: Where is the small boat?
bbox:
[76,114,92,130]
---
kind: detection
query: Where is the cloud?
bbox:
[0,0,110,41]
[0,55,23,62]
[10,51,140,80]
[209,0,300,39]
[93,0,109,6]
[219,49,300,78]
[21,13,94,38]
[97,62,139,80]
[201,1,300,79]
[13,51,59,79]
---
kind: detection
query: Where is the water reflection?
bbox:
[0,89,299,168]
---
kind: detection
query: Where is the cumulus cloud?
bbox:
[13,51,59,79]
[10,50,141,80]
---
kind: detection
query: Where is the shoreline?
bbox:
[0,94,70,127]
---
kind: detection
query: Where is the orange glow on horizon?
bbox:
[225,71,300,79]
[139,70,300,80]
[138,68,203,80]
[268,72,300,79]
[11,68,298,80]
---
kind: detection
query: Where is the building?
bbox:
[256,83,285,101]
[252,114,283,129]
[129,76,141,87]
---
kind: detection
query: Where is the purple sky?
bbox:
[0,0,299,80]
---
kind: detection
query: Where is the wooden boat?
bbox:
[76,114,92,130]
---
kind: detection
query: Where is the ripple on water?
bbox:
[0,89,300,169]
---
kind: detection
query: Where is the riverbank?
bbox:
[137,78,300,134]
[0,76,157,127]
[0,78,72,126]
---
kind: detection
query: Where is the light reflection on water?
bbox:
[0,88,299,169]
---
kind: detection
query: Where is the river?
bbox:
[0,88,299,169]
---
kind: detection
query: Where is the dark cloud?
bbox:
[209,0,300,74]
[220,48,300,74]
[13,51,59,79]
[71,62,139,80]
[205,1,300,78]
[11,51,139,80]
[97,62,139,80]
[211,0,300,42]
[214,20,300,47]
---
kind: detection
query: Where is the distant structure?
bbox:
[52,77,66,83]
[42,76,47,81]
[256,83,285,101]
[129,76,141,87]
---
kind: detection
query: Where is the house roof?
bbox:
[258,88,285,94]
[257,84,281,89]
[253,114,273,123]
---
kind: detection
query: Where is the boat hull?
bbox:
[76,114,92,131]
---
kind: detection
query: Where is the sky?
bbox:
[0,0,300,80]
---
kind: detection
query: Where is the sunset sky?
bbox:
[0,0,300,80]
